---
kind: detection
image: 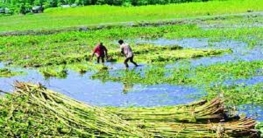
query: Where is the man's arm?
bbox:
[93,46,99,56]
[104,46,108,58]
[120,45,124,55]
[121,48,124,55]
[91,46,98,61]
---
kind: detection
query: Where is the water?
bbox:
[224,76,263,86]
[136,38,209,49]
[239,105,263,121]
[0,65,203,107]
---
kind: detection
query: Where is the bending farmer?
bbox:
[92,42,108,64]
[118,40,138,68]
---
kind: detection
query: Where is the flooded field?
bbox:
[0,12,263,125]
[1,36,263,121]
[1,1,263,136]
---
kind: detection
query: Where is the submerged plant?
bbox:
[0,68,22,77]
[39,66,68,79]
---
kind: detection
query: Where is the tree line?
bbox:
[0,0,210,15]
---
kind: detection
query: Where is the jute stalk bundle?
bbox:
[0,82,151,137]
[0,82,260,138]
[108,98,225,123]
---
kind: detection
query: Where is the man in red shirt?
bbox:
[92,42,108,64]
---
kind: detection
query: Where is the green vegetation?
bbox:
[1,0,263,32]
[207,83,263,106]
[0,0,259,16]
[256,122,263,137]
[39,66,68,79]
[110,44,228,63]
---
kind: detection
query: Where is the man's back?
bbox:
[120,43,133,58]
[94,45,107,57]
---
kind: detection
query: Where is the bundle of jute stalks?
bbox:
[107,99,260,137]
[0,82,260,137]
[116,117,258,137]
[108,97,226,123]
[0,82,150,137]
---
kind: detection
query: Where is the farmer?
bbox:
[92,42,108,64]
[118,39,138,68]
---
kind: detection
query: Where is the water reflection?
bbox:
[91,68,110,83]
[122,82,134,94]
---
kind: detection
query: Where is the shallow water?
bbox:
[0,65,203,107]
[224,76,263,86]
[239,104,263,121]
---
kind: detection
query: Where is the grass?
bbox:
[0,0,263,32]
[207,82,263,105]
[256,122,263,137]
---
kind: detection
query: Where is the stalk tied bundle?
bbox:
[0,81,151,137]
[0,82,260,138]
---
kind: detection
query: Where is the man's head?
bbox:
[118,39,124,45]
[97,42,103,47]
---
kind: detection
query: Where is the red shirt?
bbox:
[93,45,107,57]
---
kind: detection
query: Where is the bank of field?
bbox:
[0,0,263,32]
